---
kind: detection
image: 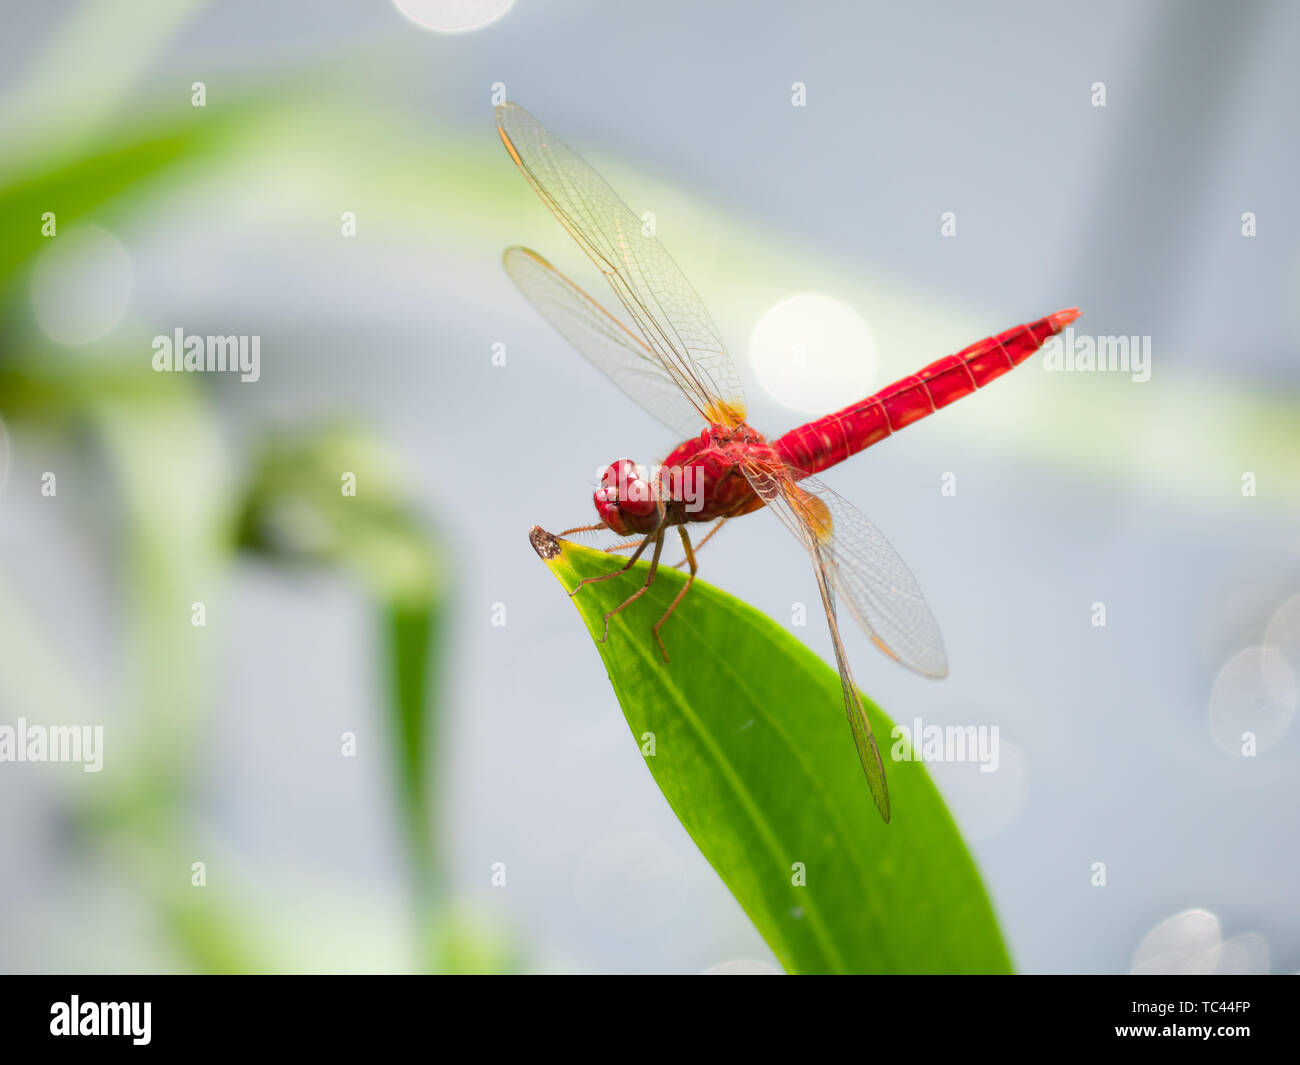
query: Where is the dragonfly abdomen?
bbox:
[773,309,1078,475]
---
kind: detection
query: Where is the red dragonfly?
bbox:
[499,102,1078,822]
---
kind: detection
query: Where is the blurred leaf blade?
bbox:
[0,102,259,290]
[533,529,1011,975]
[384,597,439,891]
[234,423,454,965]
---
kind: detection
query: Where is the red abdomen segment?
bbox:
[773,308,1079,476]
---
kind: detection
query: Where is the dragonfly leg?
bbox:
[567,530,654,598]
[605,539,645,553]
[653,526,697,661]
[598,529,665,644]
[673,518,724,568]
[558,521,608,537]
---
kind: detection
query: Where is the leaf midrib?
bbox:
[599,606,851,973]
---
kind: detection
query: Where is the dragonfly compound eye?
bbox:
[594,459,658,533]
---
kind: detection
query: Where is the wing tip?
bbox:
[503,245,545,268]
[874,789,892,824]
[497,122,523,166]
[872,634,949,680]
[495,102,530,164]
[868,755,891,824]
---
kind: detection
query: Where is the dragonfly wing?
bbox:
[743,461,949,679]
[812,536,892,822]
[497,102,746,428]
[504,247,709,439]
[741,459,894,822]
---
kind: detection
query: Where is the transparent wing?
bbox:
[743,461,949,680]
[497,102,746,428]
[811,536,892,822]
[742,461,950,821]
[738,460,893,821]
[503,246,708,440]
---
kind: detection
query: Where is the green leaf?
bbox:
[0,101,257,291]
[234,423,455,968]
[530,527,1011,975]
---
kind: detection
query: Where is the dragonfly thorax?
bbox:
[594,424,777,536]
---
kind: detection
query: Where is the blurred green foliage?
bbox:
[0,83,496,971]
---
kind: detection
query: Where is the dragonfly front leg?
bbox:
[566,528,655,598]
[598,528,666,644]
[653,526,698,662]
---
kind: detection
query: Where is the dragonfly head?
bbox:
[594,458,659,536]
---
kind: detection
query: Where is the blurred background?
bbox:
[0,0,1296,974]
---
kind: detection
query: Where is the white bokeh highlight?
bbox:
[392,0,515,33]
[29,225,132,345]
[1208,645,1296,756]
[1130,909,1270,974]
[748,292,879,415]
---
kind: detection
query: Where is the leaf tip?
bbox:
[529,525,562,561]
